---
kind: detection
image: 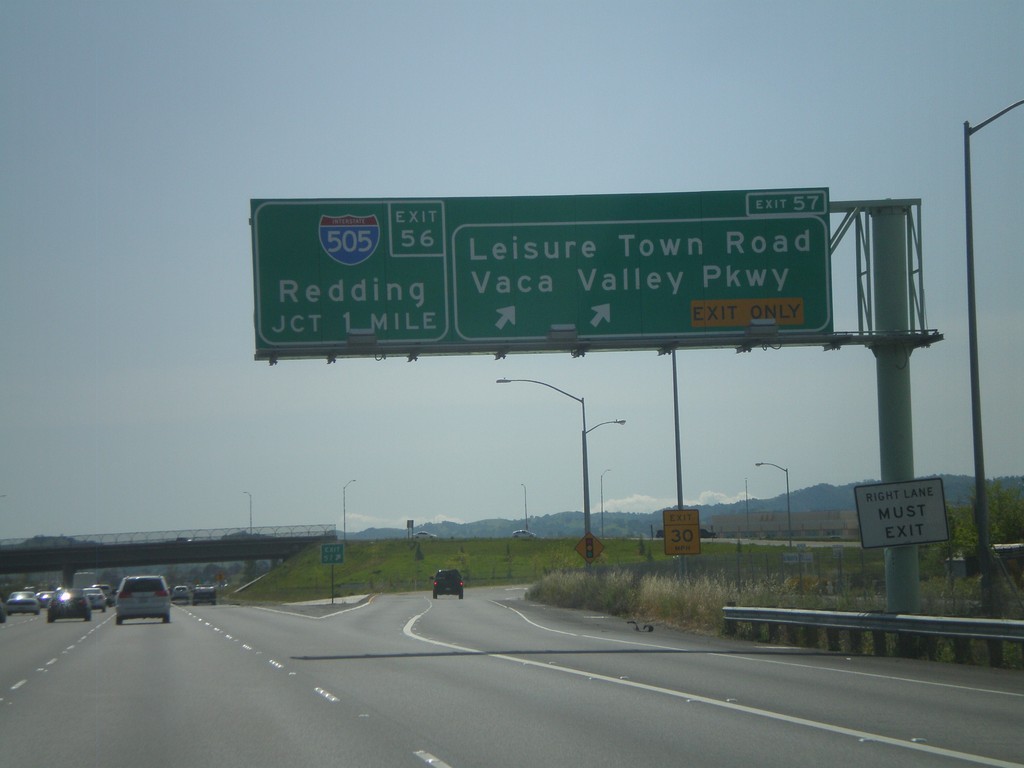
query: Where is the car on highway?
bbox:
[48,589,92,622]
[115,575,171,625]
[432,569,464,599]
[512,529,537,539]
[412,531,437,539]
[191,585,216,605]
[6,590,42,615]
[92,583,116,606]
[170,585,192,604]
[35,590,57,609]
[82,587,108,613]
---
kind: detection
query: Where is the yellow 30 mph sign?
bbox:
[663,509,701,556]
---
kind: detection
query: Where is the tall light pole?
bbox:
[343,479,356,541]
[242,491,252,534]
[755,462,791,548]
[964,98,1023,615]
[744,478,749,539]
[581,421,624,536]
[497,378,624,536]
[520,483,529,531]
[600,469,611,538]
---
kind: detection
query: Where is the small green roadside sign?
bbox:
[321,543,344,565]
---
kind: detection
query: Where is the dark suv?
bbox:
[191,585,216,605]
[432,569,464,599]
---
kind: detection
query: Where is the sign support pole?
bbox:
[672,351,684,511]
[871,206,920,613]
[671,351,687,579]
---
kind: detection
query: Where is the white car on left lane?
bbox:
[6,590,41,615]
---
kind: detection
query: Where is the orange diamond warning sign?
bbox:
[576,534,604,562]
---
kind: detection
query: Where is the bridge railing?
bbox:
[0,524,337,549]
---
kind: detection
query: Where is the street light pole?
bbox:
[600,469,611,538]
[343,479,356,542]
[745,478,749,539]
[964,99,1023,614]
[497,378,624,537]
[242,491,252,534]
[581,420,624,537]
[521,483,528,531]
[755,462,791,548]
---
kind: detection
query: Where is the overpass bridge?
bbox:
[0,525,336,585]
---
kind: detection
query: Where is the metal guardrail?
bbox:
[722,606,1024,666]
[723,606,1024,642]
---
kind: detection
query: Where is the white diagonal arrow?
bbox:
[590,303,611,327]
[496,306,516,329]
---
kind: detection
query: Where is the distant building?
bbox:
[708,509,859,540]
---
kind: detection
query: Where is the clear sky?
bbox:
[1,1,1021,540]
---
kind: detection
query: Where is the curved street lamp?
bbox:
[755,462,791,548]
[497,378,624,536]
[964,98,1023,614]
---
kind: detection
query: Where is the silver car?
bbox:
[82,587,107,613]
[6,590,41,616]
[115,575,171,625]
[91,583,116,606]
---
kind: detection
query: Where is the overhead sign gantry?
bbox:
[250,188,833,360]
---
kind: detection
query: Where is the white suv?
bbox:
[115,575,171,625]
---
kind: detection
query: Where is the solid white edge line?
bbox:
[403,603,1022,768]
[500,600,1024,699]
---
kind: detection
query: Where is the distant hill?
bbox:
[350,474,1016,541]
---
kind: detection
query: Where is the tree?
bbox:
[945,479,1023,556]
[987,479,1024,544]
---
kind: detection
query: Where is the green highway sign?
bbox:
[251,189,831,360]
[251,198,450,359]
[321,543,344,565]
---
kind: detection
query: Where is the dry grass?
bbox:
[527,569,890,634]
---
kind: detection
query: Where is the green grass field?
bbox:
[233,536,879,603]
[236,536,689,602]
